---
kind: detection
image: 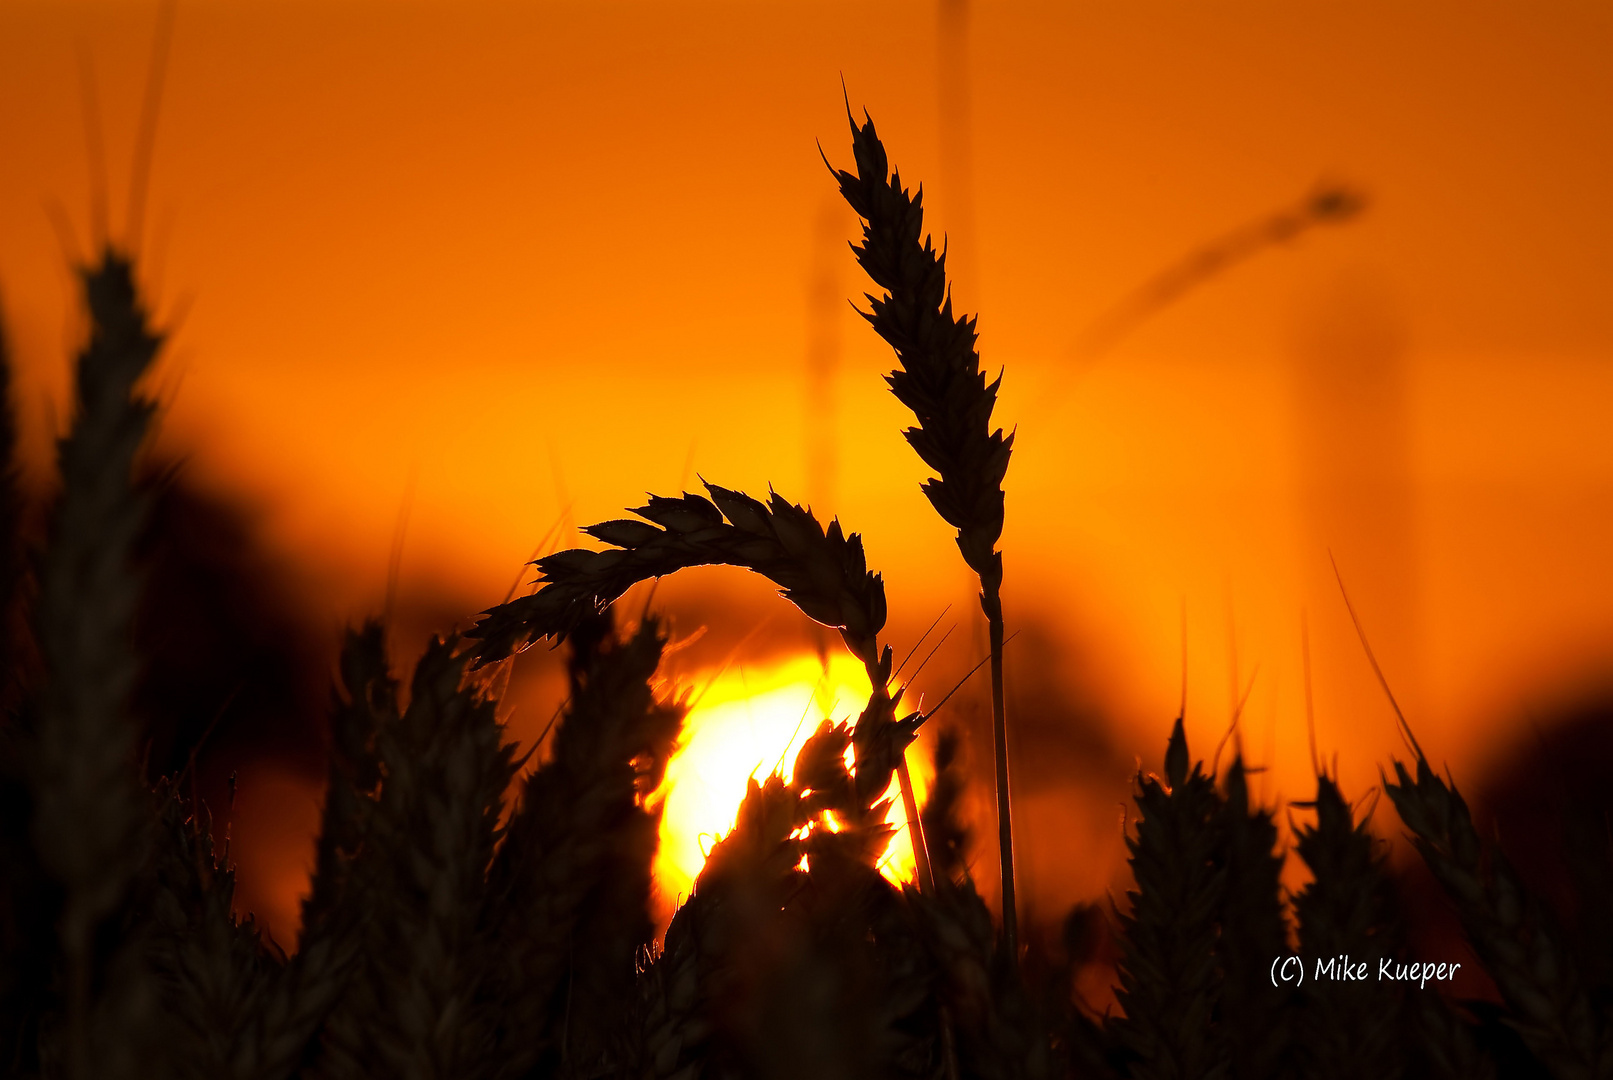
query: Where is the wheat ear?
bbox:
[147,781,349,1080]
[479,615,685,1079]
[312,634,518,1080]
[28,249,163,1079]
[1290,772,1409,1080]
[1112,717,1229,1080]
[1216,755,1290,1080]
[908,876,1052,1080]
[827,105,1013,947]
[299,620,394,939]
[677,730,941,1079]
[1332,560,1607,1078]
[1385,756,1610,1080]
[471,484,883,666]
[538,609,685,1077]
[468,482,935,891]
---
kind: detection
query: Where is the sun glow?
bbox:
[652,652,930,904]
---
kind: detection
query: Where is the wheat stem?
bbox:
[985,589,1015,955]
[897,755,935,893]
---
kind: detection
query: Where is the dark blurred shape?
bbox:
[1001,622,1118,786]
[1464,1000,1555,1080]
[920,725,971,885]
[299,619,390,936]
[132,467,331,789]
[0,295,24,708]
[1059,178,1369,377]
[1474,693,1613,999]
[0,292,50,1080]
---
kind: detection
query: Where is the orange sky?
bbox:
[3,0,1612,930]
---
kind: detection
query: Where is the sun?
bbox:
[652,651,930,905]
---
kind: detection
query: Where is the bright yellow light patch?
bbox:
[653,652,929,904]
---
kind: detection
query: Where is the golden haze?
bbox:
[2,0,1611,940]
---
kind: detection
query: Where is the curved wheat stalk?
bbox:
[468,480,936,892]
[467,483,886,672]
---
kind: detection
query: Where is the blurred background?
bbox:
[2,0,1610,961]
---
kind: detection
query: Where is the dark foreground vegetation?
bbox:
[1,109,1610,1080]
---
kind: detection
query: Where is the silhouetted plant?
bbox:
[1,111,1609,1080]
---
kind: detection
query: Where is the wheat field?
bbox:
[0,106,1610,1080]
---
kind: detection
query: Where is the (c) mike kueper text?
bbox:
[1269,955,1462,990]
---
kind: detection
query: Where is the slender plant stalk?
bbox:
[827,105,1015,947]
[988,613,1011,947]
[896,757,934,893]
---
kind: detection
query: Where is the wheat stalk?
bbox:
[827,104,1015,951]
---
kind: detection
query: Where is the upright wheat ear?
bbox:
[827,105,1015,949]
[1113,718,1229,1080]
[1290,772,1408,1080]
[30,250,162,1079]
